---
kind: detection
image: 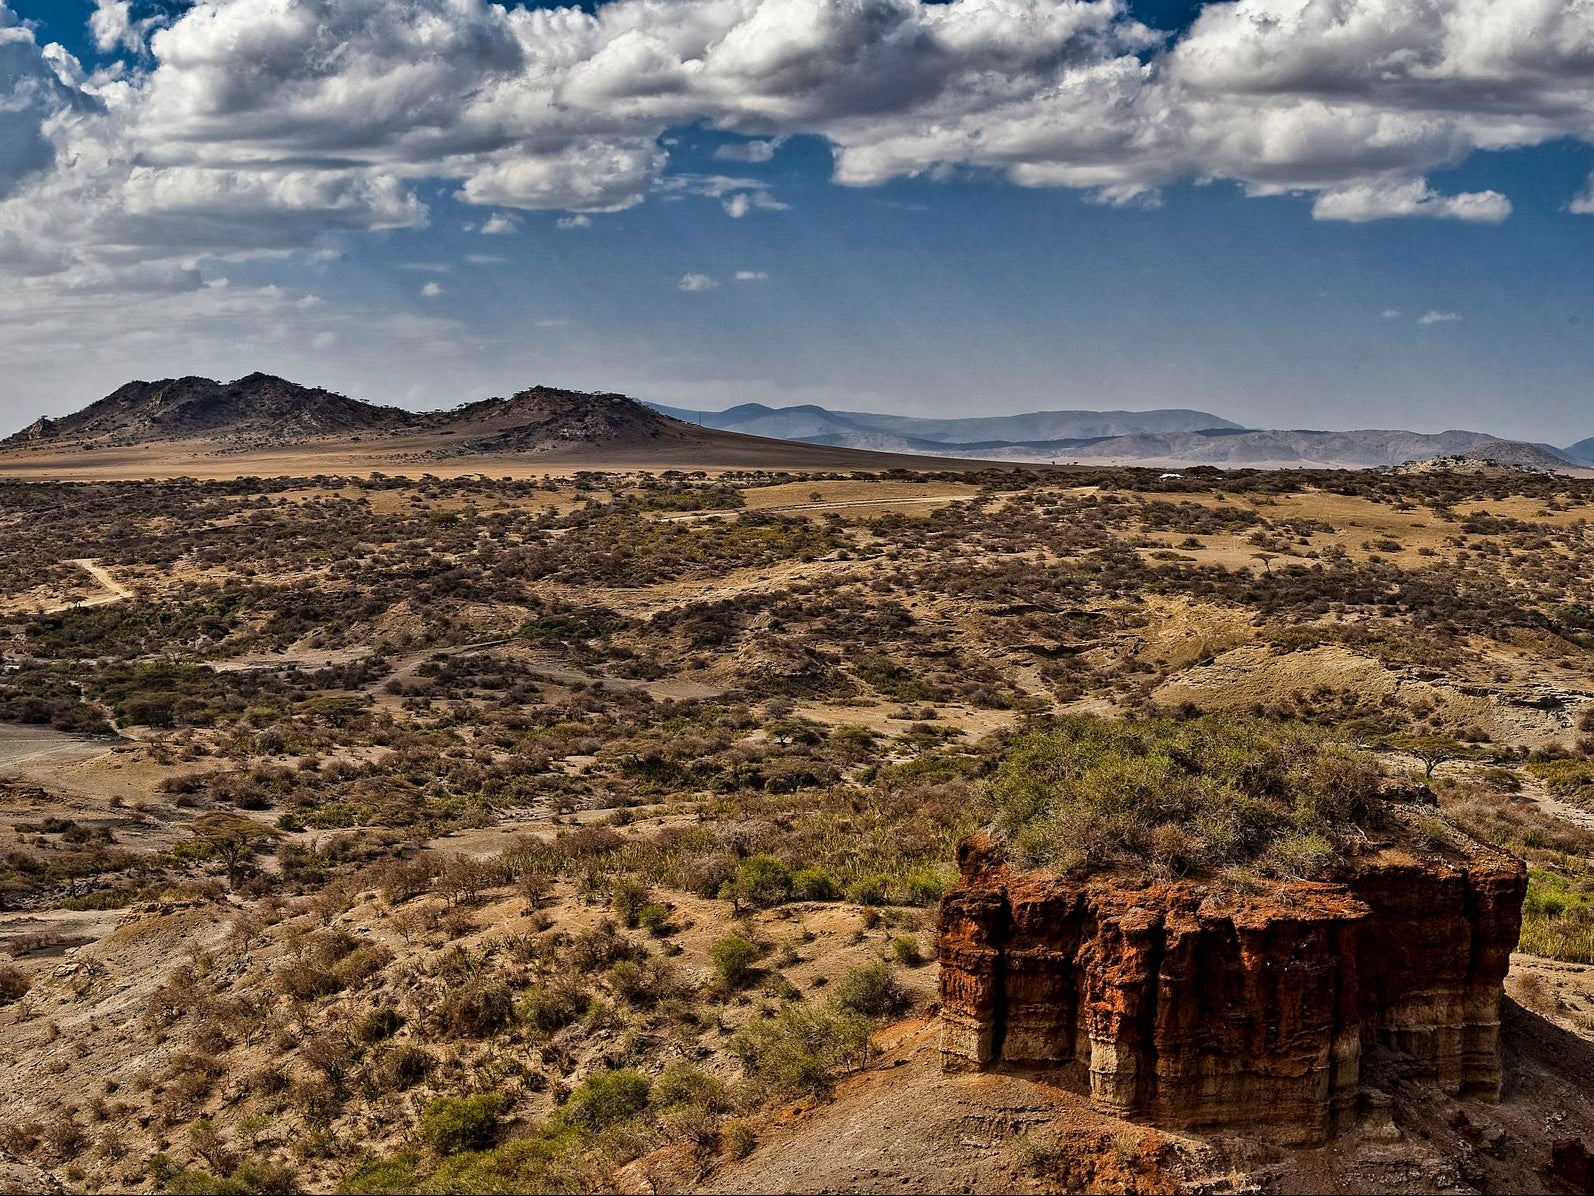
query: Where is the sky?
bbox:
[2,1,1594,442]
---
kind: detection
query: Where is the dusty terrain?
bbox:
[3,460,1594,1193]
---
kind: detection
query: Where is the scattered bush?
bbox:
[833,962,909,1018]
[557,1069,650,1133]
[708,934,762,988]
[730,1005,874,1096]
[418,1093,503,1156]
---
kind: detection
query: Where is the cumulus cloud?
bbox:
[420,280,442,297]
[10,0,1594,329]
[677,272,718,292]
[81,0,1594,231]
[1418,310,1461,325]
[479,212,518,234]
[1311,179,1510,224]
[0,9,98,200]
[89,1,166,55]
[735,270,769,281]
[556,214,591,230]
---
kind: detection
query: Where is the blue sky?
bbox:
[3,0,1594,442]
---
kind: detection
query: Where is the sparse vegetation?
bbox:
[992,715,1383,879]
[3,463,1594,1192]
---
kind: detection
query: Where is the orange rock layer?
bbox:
[938,834,1526,1144]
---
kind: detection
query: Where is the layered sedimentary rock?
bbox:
[939,829,1525,1144]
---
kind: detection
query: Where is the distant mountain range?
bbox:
[5,377,1588,474]
[652,400,1590,471]
[0,374,994,473]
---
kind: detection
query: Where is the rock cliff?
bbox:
[938,821,1526,1145]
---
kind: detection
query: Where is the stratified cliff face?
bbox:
[939,831,1526,1145]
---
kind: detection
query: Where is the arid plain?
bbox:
[3,388,1594,1194]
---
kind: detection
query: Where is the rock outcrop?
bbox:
[939,825,1526,1145]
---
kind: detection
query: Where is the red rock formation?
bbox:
[939,828,1525,1144]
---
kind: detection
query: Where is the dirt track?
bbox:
[41,558,132,614]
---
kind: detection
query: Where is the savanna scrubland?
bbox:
[4,462,1594,1193]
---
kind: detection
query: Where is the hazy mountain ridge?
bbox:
[649,401,1243,447]
[651,400,1585,470]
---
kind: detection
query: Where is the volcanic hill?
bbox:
[7,373,421,447]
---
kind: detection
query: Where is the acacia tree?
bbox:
[179,812,281,889]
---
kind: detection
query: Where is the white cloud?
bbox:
[1417,310,1461,325]
[661,174,790,215]
[420,280,442,297]
[15,0,1594,284]
[479,212,518,235]
[556,214,592,230]
[1311,180,1510,224]
[311,330,336,350]
[715,139,780,163]
[735,270,769,281]
[11,0,1594,368]
[1381,309,1401,319]
[677,272,718,292]
[721,188,789,218]
[89,1,165,55]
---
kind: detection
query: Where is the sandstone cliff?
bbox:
[938,819,1526,1145]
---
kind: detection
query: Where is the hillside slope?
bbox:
[5,374,422,446]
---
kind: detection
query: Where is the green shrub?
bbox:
[223,1163,297,1195]
[162,1170,248,1196]
[730,1005,874,1096]
[637,903,672,936]
[843,875,889,906]
[733,854,792,906]
[891,936,925,967]
[558,1069,650,1133]
[833,962,909,1018]
[423,1136,583,1194]
[609,877,651,928]
[418,1093,503,1156]
[518,981,589,1032]
[652,1061,731,1113]
[725,1122,757,1159]
[897,866,955,906]
[335,1153,422,1195]
[607,957,675,1006]
[791,867,839,901]
[708,933,762,988]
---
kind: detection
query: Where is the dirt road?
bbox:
[41,558,133,614]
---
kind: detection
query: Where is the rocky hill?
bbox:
[5,373,423,447]
[440,385,693,452]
